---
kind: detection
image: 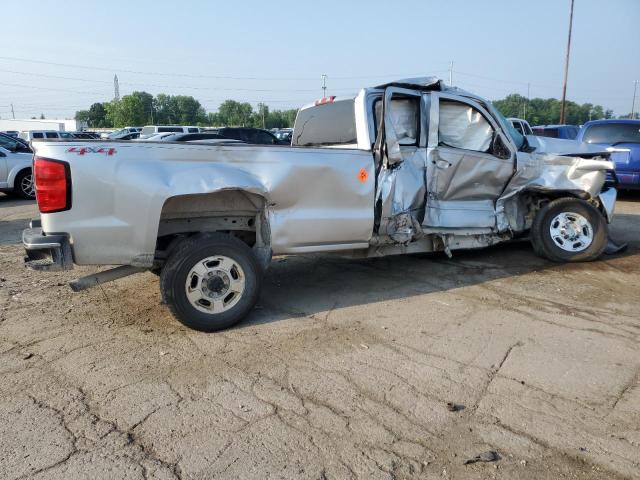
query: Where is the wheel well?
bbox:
[13,167,32,186]
[155,190,271,262]
[513,190,594,232]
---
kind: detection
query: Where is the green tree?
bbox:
[493,94,611,125]
[217,100,254,126]
[106,91,154,127]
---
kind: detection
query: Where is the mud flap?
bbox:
[604,237,628,255]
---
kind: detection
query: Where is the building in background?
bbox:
[0,118,88,132]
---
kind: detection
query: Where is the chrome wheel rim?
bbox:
[549,212,593,252]
[21,174,35,198]
[185,255,245,314]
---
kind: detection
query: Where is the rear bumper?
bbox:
[23,220,74,271]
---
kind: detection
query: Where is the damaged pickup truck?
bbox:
[24,77,619,331]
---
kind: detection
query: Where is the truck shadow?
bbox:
[240,213,639,330]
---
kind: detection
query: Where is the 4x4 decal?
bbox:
[66,147,117,156]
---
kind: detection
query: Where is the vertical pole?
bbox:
[559,0,575,124]
[449,61,453,86]
[11,103,15,119]
[524,83,530,121]
[321,74,327,98]
[631,80,638,119]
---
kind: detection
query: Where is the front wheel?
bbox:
[14,169,35,200]
[530,197,607,262]
[160,233,262,332]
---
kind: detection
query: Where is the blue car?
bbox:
[576,119,640,189]
[532,124,580,140]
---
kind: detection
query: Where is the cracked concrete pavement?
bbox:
[1,192,639,479]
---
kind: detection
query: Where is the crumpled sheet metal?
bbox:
[496,153,614,231]
[375,88,428,243]
[376,151,427,242]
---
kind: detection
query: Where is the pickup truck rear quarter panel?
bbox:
[34,141,376,265]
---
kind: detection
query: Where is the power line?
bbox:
[0,55,440,82]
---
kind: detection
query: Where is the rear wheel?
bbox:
[531,197,607,262]
[14,169,35,200]
[160,233,262,332]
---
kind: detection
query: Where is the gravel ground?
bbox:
[1,192,639,480]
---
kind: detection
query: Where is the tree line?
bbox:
[75,91,298,129]
[491,93,618,125]
[76,90,632,130]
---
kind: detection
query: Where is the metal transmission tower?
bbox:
[321,74,327,98]
[114,75,120,101]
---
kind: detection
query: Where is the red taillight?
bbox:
[34,157,71,213]
[314,96,336,106]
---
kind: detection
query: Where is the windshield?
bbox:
[582,123,640,144]
[495,110,525,150]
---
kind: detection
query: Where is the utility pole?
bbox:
[113,74,120,101]
[524,83,530,120]
[10,103,15,119]
[321,74,327,98]
[559,0,575,124]
[449,61,453,86]
[631,80,638,119]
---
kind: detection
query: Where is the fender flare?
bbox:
[7,164,32,189]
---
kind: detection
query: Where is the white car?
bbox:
[18,131,61,141]
[508,118,534,136]
[0,140,35,199]
[138,125,201,139]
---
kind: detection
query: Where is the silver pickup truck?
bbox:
[23,77,618,331]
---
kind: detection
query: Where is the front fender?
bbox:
[598,187,617,223]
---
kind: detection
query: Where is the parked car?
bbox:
[139,125,200,139]
[23,77,617,332]
[58,132,101,140]
[205,127,286,145]
[105,127,142,140]
[576,119,640,189]
[152,132,244,143]
[18,131,61,141]
[532,124,580,140]
[0,132,32,153]
[507,118,533,136]
[1,130,19,138]
[0,133,35,199]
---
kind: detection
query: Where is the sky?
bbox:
[1,0,639,120]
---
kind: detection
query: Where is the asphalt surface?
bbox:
[1,192,639,479]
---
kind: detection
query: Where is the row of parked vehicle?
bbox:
[103,125,294,144]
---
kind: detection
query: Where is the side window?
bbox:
[45,132,59,138]
[188,128,199,133]
[438,100,493,153]
[0,136,18,150]
[33,132,44,139]
[388,97,419,146]
[512,122,524,134]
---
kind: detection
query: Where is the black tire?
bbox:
[14,169,35,200]
[530,197,607,262]
[160,233,262,332]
